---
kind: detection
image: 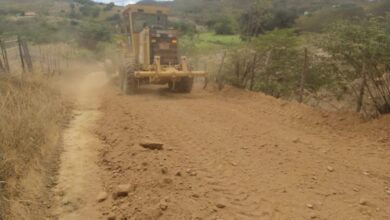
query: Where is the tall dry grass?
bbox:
[0,75,69,219]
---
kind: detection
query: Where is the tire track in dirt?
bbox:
[96,86,389,220]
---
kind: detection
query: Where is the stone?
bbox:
[175,171,182,177]
[216,203,226,209]
[62,199,70,206]
[192,194,200,198]
[293,138,300,143]
[327,166,334,172]
[159,202,168,211]
[306,204,314,209]
[359,198,368,206]
[107,214,116,220]
[163,178,173,184]
[97,191,108,203]
[140,141,164,150]
[113,184,132,199]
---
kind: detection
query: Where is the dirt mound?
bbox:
[94,85,389,219]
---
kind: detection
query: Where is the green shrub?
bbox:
[214,16,236,35]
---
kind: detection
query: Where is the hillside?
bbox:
[0,0,123,50]
[139,0,376,25]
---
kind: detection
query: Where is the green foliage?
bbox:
[239,1,274,37]
[222,29,341,99]
[320,16,390,113]
[79,4,100,17]
[253,29,299,50]
[74,0,94,5]
[0,8,23,16]
[296,4,365,32]
[77,21,112,50]
[213,16,237,35]
[321,17,389,74]
[0,0,116,55]
[368,0,390,16]
[169,21,197,36]
[69,3,78,18]
[106,13,121,24]
[104,2,115,11]
[180,32,242,55]
[239,0,299,38]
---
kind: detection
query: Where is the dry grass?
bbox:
[0,75,69,219]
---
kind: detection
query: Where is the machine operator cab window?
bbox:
[132,9,168,33]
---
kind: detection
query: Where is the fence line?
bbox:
[0,36,33,74]
[0,37,74,77]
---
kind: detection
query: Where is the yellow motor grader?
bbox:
[119,4,207,94]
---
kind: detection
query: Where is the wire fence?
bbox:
[0,36,76,77]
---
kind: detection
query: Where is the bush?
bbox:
[296,5,365,32]
[213,16,237,35]
[104,2,115,11]
[106,13,121,24]
[222,29,341,99]
[80,4,100,17]
[320,16,390,113]
[170,20,197,36]
[77,21,112,50]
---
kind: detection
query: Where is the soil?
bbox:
[49,71,108,220]
[50,71,389,220]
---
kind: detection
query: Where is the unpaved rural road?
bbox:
[51,71,389,220]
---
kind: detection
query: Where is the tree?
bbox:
[104,3,115,11]
[80,5,100,18]
[296,4,365,32]
[78,22,112,50]
[224,29,302,97]
[320,16,390,113]
[214,16,237,35]
[69,3,78,18]
[239,0,273,37]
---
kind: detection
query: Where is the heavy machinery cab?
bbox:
[120,4,207,94]
[123,5,178,67]
[149,28,178,65]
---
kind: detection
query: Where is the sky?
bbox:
[93,0,172,6]
[93,0,139,5]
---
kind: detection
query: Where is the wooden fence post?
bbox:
[0,57,5,73]
[356,62,367,113]
[216,51,227,91]
[0,39,10,73]
[18,36,26,74]
[299,48,308,103]
[21,39,33,73]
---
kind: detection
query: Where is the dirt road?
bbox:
[50,71,108,219]
[94,85,389,220]
[51,71,389,220]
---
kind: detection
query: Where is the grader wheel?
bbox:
[168,77,193,93]
[120,60,138,95]
[177,77,194,93]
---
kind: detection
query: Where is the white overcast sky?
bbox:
[93,0,139,5]
[93,0,171,6]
